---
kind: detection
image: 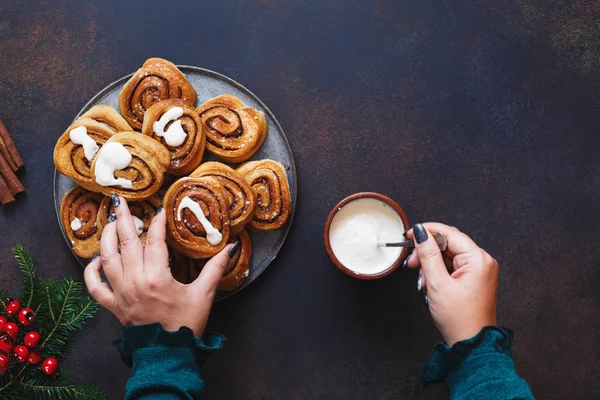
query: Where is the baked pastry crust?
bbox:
[236,159,291,231]
[119,58,197,130]
[142,99,206,175]
[60,186,103,259]
[163,176,231,258]
[190,162,256,235]
[196,94,267,163]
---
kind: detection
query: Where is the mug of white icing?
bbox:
[323,192,410,279]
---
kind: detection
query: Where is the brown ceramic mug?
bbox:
[323,192,410,280]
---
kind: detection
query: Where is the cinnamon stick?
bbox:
[0,120,24,171]
[0,174,15,206]
[0,152,24,196]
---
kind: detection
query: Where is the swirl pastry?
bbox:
[79,104,133,133]
[119,58,197,130]
[97,195,160,245]
[90,132,170,200]
[196,95,268,163]
[236,159,291,231]
[60,186,104,259]
[163,176,230,258]
[188,230,252,290]
[54,118,117,191]
[190,162,256,235]
[141,99,206,175]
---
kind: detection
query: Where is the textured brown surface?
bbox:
[1,1,599,399]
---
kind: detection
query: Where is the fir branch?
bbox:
[18,374,106,400]
[12,245,41,309]
[0,246,106,399]
[0,288,6,312]
[40,279,98,357]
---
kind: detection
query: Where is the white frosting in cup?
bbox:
[177,196,223,245]
[69,126,99,161]
[93,142,133,188]
[153,107,187,147]
[329,198,404,275]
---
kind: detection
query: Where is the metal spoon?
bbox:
[379,232,448,251]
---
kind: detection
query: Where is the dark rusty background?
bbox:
[1,0,599,399]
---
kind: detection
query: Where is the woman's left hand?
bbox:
[84,195,233,337]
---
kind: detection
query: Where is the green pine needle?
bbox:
[0,247,106,400]
[13,245,41,309]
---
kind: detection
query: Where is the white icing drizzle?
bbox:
[70,217,83,231]
[152,107,187,147]
[69,126,99,161]
[132,216,144,236]
[177,196,223,245]
[94,142,133,188]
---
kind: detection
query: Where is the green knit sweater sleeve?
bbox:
[423,326,535,400]
[114,323,225,400]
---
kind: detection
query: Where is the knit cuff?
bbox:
[423,326,514,385]
[114,322,226,367]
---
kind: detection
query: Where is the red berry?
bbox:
[42,357,59,375]
[0,354,9,373]
[3,323,18,339]
[13,345,29,363]
[0,335,13,353]
[0,316,6,332]
[24,331,41,348]
[17,308,35,326]
[5,300,21,316]
[27,350,42,365]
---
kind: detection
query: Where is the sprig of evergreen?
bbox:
[0,247,106,399]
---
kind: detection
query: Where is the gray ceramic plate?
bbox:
[53,66,297,301]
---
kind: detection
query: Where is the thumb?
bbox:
[413,224,450,289]
[191,243,236,297]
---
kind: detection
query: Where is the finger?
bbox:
[84,256,115,310]
[113,194,144,275]
[143,207,169,274]
[412,224,449,287]
[407,222,480,263]
[191,243,235,299]
[100,217,123,286]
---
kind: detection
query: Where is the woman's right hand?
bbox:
[406,223,499,346]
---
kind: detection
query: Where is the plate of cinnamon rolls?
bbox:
[53,58,296,300]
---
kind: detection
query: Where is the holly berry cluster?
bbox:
[0,298,58,376]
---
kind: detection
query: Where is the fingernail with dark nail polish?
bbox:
[417,275,423,291]
[111,193,120,208]
[228,241,241,259]
[155,206,163,214]
[425,295,429,304]
[403,231,408,238]
[402,256,409,269]
[108,213,116,223]
[414,224,428,244]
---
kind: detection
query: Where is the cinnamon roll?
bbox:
[190,162,256,235]
[196,95,268,163]
[119,58,197,130]
[188,230,252,291]
[90,132,170,200]
[60,186,104,259]
[236,159,291,231]
[97,195,160,245]
[79,104,133,133]
[54,118,117,191]
[142,99,206,175]
[163,176,230,258]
